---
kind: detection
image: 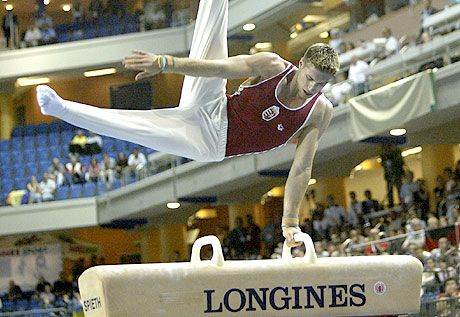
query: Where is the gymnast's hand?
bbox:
[282,226,302,248]
[122,50,163,81]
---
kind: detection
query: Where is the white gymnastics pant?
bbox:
[42,0,229,162]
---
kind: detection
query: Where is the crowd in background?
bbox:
[1,0,191,49]
[6,129,148,206]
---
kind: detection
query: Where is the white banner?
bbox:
[0,244,63,293]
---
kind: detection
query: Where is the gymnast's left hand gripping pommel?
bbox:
[282,232,317,264]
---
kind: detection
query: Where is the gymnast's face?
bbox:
[296,61,333,99]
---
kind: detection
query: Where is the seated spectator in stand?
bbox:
[402,218,426,250]
[48,157,66,187]
[89,0,105,20]
[39,23,57,45]
[86,131,103,155]
[327,72,352,106]
[85,158,101,183]
[328,28,343,53]
[426,215,440,229]
[115,152,129,184]
[128,148,147,180]
[348,55,369,95]
[382,27,399,57]
[53,272,73,297]
[27,176,42,203]
[65,155,85,184]
[100,153,116,189]
[6,188,27,206]
[433,175,446,215]
[143,0,166,30]
[437,278,460,316]
[40,172,56,202]
[24,21,42,47]
[8,280,23,301]
[386,210,403,235]
[361,189,381,215]
[69,130,87,155]
[39,284,55,308]
[431,237,455,262]
[446,198,460,225]
[107,0,126,18]
[422,258,441,294]
[35,276,51,294]
[454,160,460,180]
[364,228,389,255]
[420,0,440,33]
[36,11,53,29]
[228,217,247,259]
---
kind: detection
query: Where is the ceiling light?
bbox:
[308,178,317,186]
[62,4,71,11]
[354,165,363,171]
[295,23,303,31]
[242,23,256,32]
[167,202,181,209]
[5,4,13,10]
[390,128,407,136]
[319,31,329,39]
[302,15,326,23]
[254,42,272,50]
[16,77,50,87]
[44,0,50,5]
[84,68,117,77]
[401,146,422,157]
[290,32,298,39]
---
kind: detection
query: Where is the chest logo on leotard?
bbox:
[262,105,280,122]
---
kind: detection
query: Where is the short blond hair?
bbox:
[302,43,340,75]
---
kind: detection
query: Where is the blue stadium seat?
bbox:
[0,140,9,152]
[80,156,91,167]
[24,136,36,148]
[34,134,47,146]
[112,179,121,190]
[1,299,14,311]
[47,132,61,144]
[56,187,70,200]
[36,149,50,162]
[47,121,61,133]
[70,184,82,199]
[11,126,24,137]
[97,182,107,195]
[83,182,97,197]
[15,177,29,189]
[1,181,13,193]
[0,151,10,163]
[39,161,50,174]
[35,123,49,135]
[30,298,41,309]
[24,125,35,136]
[11,140,23,152]
[15,299,29,310]
[60,130,74,144]
[83,28,98,39]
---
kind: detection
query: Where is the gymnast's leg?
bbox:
[36,0,229,161]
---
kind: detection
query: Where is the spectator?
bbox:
[128,148,147,180]
[328,28,343,53]
[454,160,460,180]
[107,0,126,18]
[40,172,56,202]
[27,176,42,203]
[65,155,85,184]
[228,217,247,259]
[437,278,460,316]
[35,276,51,293]
[115,152,129,184]
[39,284,55,308]
[89,0,105,20]
[39,23,57,45]
[143,0,166,30]
[260,215,282,257]
[402,218,426,250]
[434,175,446,216]
[400,170,418,209]
[422,258,440,294]
[324,195,346,232]
[48,157,66,187]
[24,21,42,47]
[364,228,389,255]
[69,130,87,155]
[382,27,399,57]
[36,11,53,29]
[446,198,460,224]
[53,272,73,297]
[380,143,405,208]
[2,10,19,49]
[100,153,116,189]
[72,258,86,282]
[7,280,23,301]
[347,191,362,227]
[413,178,430,220]
[436,259,457,285]
[420,0,440,33]
[386,210,403,235]
[86,131,103,155]
[244,214,261,258]
[347,55,369,95]
[72,0,84,24]
[85,158,101,183]
[361,189,381,215]
[6,188,27,206]
[431,237,455,262]
[426,215,440,229]
[163,1,174,28]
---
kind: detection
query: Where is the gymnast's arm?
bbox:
[282,99,333,247]
[122,50,286,81]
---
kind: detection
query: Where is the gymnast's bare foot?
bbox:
[36,85,66,116]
